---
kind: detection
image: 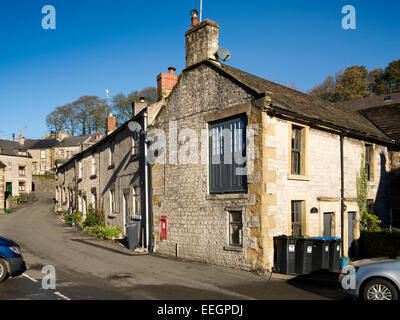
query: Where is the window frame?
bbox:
[291,200,303,236]
[228,211,243,247]
[291,126,302,175]
[365,144,374,181]
[209,114,247,194]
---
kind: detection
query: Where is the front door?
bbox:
[348,211,356,255]
[323,212,332,237]
[123,193,129,235]
[5,183,12,198]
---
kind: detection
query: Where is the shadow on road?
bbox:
[69,238,142,257]
[286,270,352,300]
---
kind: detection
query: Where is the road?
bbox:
[0,193,350,300]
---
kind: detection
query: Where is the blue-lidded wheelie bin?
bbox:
[295,236,313,275]
[311,237,330,271]
[325,237,342,272]
[273,235,297,275]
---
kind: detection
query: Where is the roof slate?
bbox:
[207,60,393,144]
[0,140,30,157]
[337,93,400,111]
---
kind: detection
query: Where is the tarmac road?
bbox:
[0,193,351,300]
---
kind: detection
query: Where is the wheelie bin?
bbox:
[295,236,313,275]
[325,237,342,272]
[273,235,297,275]
[311,237,330,271]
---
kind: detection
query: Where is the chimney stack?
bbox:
[106,113,117,135]
[185,14,220,68]
[12,133,15,142]
[157,67,179,101]
[132,98,148,118]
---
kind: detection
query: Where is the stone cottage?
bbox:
[0,139,33,200]
[150,17,399,272]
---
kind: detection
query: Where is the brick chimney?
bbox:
[185,18,220,68]
[106,113,117,135]
[157,67,179,101]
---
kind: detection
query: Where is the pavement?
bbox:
[0,192,351,300]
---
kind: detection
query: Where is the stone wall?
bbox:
[33,175,56,193]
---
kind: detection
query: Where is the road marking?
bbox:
[22,273,38,283]
[54,291,71,300]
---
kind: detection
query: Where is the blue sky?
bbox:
[0,0,399,139]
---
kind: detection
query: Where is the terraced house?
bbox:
[149,17,400,272]
[0,139,32,207]
[55,70,177,250]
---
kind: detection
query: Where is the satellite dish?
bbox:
[216,47,231,62]
[128,121,142,133]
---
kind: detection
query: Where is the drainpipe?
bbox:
[340,132,347,257]
[144,111,150,250]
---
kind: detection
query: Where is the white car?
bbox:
[339,257,400,300]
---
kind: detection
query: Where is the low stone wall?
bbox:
[6,193,36,211]
[32,175,56,194]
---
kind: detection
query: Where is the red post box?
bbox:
[161,216,167,240]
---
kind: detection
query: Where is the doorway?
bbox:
[123,192,129,236]
[348,211,356,256]
[323,212,333,237]
[5,182,12,199]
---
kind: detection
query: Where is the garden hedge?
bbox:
[359,229,400,259]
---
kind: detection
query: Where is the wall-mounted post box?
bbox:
[161,216,167,240]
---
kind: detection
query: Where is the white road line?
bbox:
[54,291,71,300]
[22,273,38,283]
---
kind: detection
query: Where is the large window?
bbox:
[41,150,46,159]
[209,115,247,194]
[365,144,373,181]
[291,126,303,175]
[229,211,243,247]
[291,201,303,236]
[41,162,46,171]
[78,161,82,179]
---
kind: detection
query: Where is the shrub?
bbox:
[64,213,72,225]
[96,225,122,240]
[360,229,400,258]
[73,212,83,227]
[84,205,102,227]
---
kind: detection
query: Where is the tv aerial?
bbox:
[216,47,232,62]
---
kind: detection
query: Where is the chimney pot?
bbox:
[168,67,176,75]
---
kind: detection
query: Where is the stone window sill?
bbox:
[207,193,249,201]
[287,174,310,181]
[223,246,243,252]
